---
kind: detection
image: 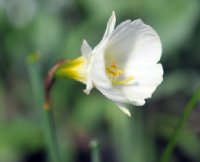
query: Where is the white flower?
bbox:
[56,11,163,116]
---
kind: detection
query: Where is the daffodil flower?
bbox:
[55,11,163,116]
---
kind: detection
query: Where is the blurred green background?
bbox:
[1,0,200,162]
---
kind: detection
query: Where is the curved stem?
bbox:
[160,87,200,162]
[44,59,68,110]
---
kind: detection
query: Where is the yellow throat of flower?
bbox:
[106,62,134,85]
[55,56,87,84]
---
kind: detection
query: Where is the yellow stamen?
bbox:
[112,76,134,85]
[111,64,117,68]
[106,63,122,78]
[106,63,134,85]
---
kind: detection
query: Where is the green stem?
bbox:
[26,53,61,162]
[90,140,101,162]
[160,87,200,162]
[43,108,62,162]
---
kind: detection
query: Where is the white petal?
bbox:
[81,39,92,60]
[129,99,145,106]
[115,102,131,117]
[91,50,110,87]
[83,75,93,94]
[122,85,154,105]
[122,64,163,104]
[96,86,129,103]
[105,19,162,66]
[125,64,163,86]
[102,11,116,40]
[109,19,131,39]
[93,11,116,52]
